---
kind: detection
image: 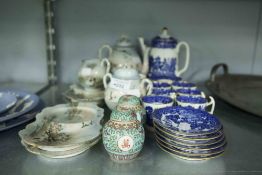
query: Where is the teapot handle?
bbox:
[176,41,190,76]
[103,73,112,89]
[101,58,111,73]
[98,45,113,59]
[206,96,215,114]
[140,78,153,96]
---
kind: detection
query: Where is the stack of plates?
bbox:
[0,89,41,132]
[19,103,104,159]
[153,106,227,161]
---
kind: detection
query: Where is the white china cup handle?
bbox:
[101,58,111,73]
[140,78,153,96]
[176,41,190,76]
[103,73,112,89]
[206,96,215,114]
[98,44,113,60]
[201,91,206,98]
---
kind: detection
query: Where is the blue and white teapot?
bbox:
[139,27,190,78]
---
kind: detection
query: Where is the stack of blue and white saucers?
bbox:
[153,106,227,161]
[0,89,42,132]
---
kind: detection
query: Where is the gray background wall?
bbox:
[0,0,261,84]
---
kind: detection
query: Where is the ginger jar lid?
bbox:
[151,27,177,48]
[116,95,143,111]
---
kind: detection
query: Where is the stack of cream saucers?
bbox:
[19,103,104,159]
[153,106,226,161]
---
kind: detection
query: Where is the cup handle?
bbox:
[98,45,112,59]
[201,91,206,98]
[101,58,111,73]
[176,41,190,76]
[140,78,153,96]
[103,73,112,89]
[206,96,215,114]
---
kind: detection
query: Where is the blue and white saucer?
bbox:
[0,89,39,122]
[0,92,17,114]
[0,100,44,132]
[154,126,225,145]
[153,106,222,135]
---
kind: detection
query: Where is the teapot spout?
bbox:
[138,37,147,54]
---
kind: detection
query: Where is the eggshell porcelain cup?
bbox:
[141,96,174,128]
[176,96,215,114]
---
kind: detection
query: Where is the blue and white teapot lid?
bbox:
[151,27,177,48]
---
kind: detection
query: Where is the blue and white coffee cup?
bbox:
[172,81,197,90]
[175,89,205,98]
[176,95,215,114]
[141,95,174,127]
[151,89,176,99]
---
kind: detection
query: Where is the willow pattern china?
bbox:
[176,96,216,114]
[154,126,226,146]
[172,81,197,91]
[139,27,190,78]
[156,138,226,161]
[0,89,39,122]
[78,58,110,89]
[157,136,226,154]
[99,35,147,73]
[0,92,17,114]
[103,95,145,162]
[154,121,223,139]
[151,76,182,85]
[116,95,145,123]
[153,106,222,135]
[175,89,206,98]
[152,82,172,90]
[142,96,173,128]
[157,142,225,161]
[0,101,44,132]
[103,71,152,110]
[151,89,176,99]
[155,132,226,150]
[19,103,103,154]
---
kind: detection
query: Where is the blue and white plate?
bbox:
[0,100,44,132]
[0,92,17,114]
[155,126,225,146]
[156,137,227,155]
[154,121,223,139]
[155,132,226,150]
[153,106,222,135]
[0,89,39,122]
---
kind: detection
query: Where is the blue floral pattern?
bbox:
[148,56,177,79]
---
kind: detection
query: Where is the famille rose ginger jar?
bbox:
[102,95,145,163]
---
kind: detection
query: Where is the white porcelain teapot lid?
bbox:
[113,68,140,80]
[116,35,132,47]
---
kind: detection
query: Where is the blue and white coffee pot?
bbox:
[139,27,190,78]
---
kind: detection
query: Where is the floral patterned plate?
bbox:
[19,103,103,151]
[21,138,100,159]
